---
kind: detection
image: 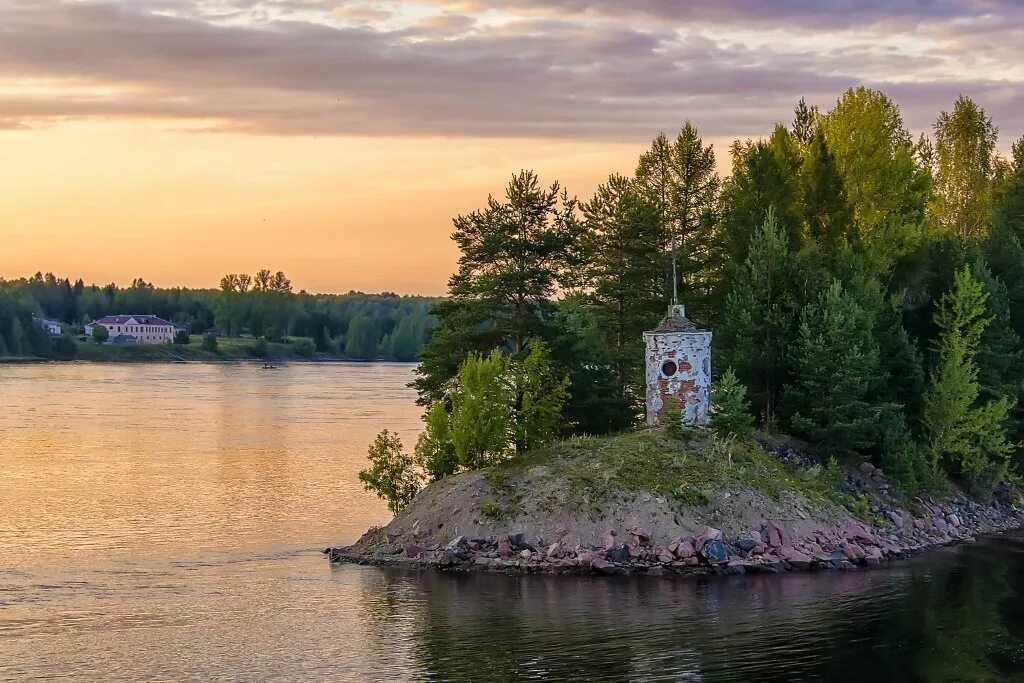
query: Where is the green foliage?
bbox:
[252,336,269,358]
[414,170,581,405]
[53,333,77,360]
[413,342,568,479]
[447,350,516,469]
[92,324,109,344]
[414,401,460,481]
[0,271,434,361]
[358,430,422,515]
[820,87,930,270]
[634,122,722,319]
[201,332,218,352]
[931,95,998,241]
[710,368,754,437]
[719,127,804,267]
[786,280,882,454]
[662,396,688,441]
[173,329,190,345]
[719,208,801,426]
[512,340,570,454]
[923,267,1015,486]
[581,173,665,410]
[292,337,316,358]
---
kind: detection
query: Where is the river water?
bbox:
[0,363,1021,681]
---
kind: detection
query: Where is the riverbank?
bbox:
[327,430,1024,576]
[1,336,413,364]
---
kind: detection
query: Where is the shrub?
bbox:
[202,332,218,352]
[252,337,269,358]
[359,430,422,514]
[173,330,190,345]
[710,367,755,437]
[92,325,109,344]
[293,337,315,358]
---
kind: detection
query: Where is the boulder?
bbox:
[546,542,562,558]
[700,539,729,565]
[509,533,536,552]
[519,549,533,560]
[779,547,813,570]
[607,545,631,563]
[591,558,617,575]
[497,537,513,558]
[737,539,758,553]
[446,535,468,551]
[842,542,866,561]
[603,532,617,550]
[406,545,425,558]
[675,540,696,559]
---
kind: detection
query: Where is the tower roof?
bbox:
[649,304,704,333]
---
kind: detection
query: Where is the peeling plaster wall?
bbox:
[644,331,712,426]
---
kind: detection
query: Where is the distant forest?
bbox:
[0,271,436,360]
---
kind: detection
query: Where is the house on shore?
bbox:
[36,318,63,340]
[86,315,175,345]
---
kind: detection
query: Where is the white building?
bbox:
[86,315,175,345]
[37,318,62,339]
[643,304,713,427]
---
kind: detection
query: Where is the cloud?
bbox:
[0,0,1020,143]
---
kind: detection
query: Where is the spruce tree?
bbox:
[720,208,801,427]
[800,128,854,258]
[923,266,1015,485]
[719,126,804,266]
[709,368,755,437]
[786,280,882,454]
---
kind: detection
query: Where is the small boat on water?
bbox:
[261,363,278,370]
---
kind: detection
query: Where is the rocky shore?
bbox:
[326,432,1024,578]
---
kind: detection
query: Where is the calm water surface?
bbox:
[0,363,1022,681]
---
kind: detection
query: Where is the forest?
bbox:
[0,271,436,361]
[390,87,1024,503]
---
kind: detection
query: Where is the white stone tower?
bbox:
[643,304,712,427]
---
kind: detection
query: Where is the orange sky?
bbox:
[2,1,1021,296]
[0,121,646,295]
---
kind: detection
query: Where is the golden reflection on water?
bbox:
[0,362,423,567]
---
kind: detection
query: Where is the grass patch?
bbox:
[484,429,846,508]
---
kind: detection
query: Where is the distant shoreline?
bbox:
[0,354,418,365]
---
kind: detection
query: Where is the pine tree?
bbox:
[791,97,820,148]
[720,208,801,427]
[634,122,721,321]
[415,171,580,404]
[581,174,664,409]
[931,95,998,241]
[923,267,1015,485]
[785,280,882,454]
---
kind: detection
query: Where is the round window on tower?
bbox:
[661,360,678,377]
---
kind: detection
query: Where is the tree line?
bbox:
[0,271,436,361]
[364,87,1024,512]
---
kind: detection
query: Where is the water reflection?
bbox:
[1,364,1022,681]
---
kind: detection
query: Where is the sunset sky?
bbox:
[1,1,1023,295]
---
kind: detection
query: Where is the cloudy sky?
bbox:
[2,0,1022,294]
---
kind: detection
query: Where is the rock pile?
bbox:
[326,494,1022,577]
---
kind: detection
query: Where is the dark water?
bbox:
[1,364,1022,681]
